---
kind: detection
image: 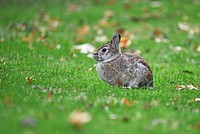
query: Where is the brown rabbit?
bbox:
[92,33,153,89]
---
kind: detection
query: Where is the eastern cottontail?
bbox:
[92,33,153,89]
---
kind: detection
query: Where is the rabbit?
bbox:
[92,33,153,89]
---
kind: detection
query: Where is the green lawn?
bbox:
[0,0,200,134]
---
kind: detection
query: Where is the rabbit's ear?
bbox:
[111,33,121,48]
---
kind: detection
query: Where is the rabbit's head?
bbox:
[93,33,121,62]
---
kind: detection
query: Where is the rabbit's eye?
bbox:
[101,48,107,52]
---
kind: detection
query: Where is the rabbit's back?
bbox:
[96,53,153,88]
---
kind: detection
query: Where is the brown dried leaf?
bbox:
[76,25,90,36]
[124,2,131,10]
[119,32,134,49]
[152,29,169,43]
[121,98,134,108]
[176,85,186,90]
[152,29,162,37]
[5,95,12,107]
[117,28,126,35]
[47,90,54,103]
[48,18,60,30]
[98,18,110,27]
[120,36,132,49]
[68,110,92,127]
[22,33,34,43]
[25,76,33,84]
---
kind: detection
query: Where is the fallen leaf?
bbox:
[5,95,12,107]
[187,84,198,90]
[152,29,162,37]
[177,22,200,38]
[178,22,190,31]
[76,25,90,36]
[196,46,200,53]
[121,98,134,108]
[68,110,92,127]
[195,98,200,102]
[119,32,134,49]
[21,33,34,43]
[176,84,198,90]
[117,28,126,35]
[120,36,132,49]
[173,46,182,52]
[98,18,110,27]
[176,85,186,90]
[106,96,118,106]
[73,43,96,54]
[47,90,54,103]
[151,29,169,43]
[48,18,60,30]
[25,76,33,84]
[75,37,83,43]
[173,97,178,103]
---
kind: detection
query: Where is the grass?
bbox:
[0,0,200,134]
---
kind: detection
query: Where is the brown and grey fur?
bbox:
[93,33,153,89]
